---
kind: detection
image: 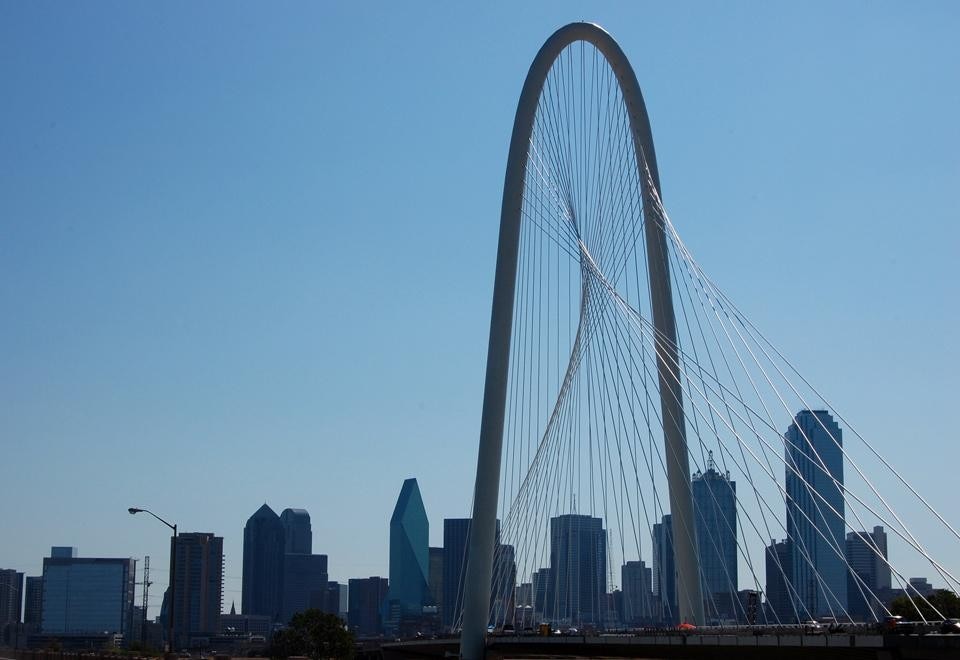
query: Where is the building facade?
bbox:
[40,549,136,638]
[442,518,471,629]
[785,410,847,618]
[170,532,223,647]
[347,577,388,637]
[427,547,443,615]
[24,576,42,627]
[491,544,516,627]
[0,569,24,625]
[692,453,738,621]
[384,478,430,630]
[846,526,889,621]
[653,514,677,623]
[280,553,328,624]
[280,509,312,555]
[621,561,654,625]
[549,514,607,626]
[242,504,285,620]
[764,538,794,623]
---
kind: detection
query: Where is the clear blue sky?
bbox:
[2,2,957,616]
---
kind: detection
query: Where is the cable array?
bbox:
[458,39,958,633]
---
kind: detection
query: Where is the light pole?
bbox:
[129,507,177,654]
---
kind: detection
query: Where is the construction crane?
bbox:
[135,556,152,644]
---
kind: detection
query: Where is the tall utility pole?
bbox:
[128,508,178,655]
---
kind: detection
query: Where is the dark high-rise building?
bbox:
[491,544,516,626]
[765,539,793,623]
[40,548,136,636]
[170,533,223,647]
[242,503,285,620]
[846,526,889,621]
[653,514,677,623]
[549,514,607,626]
[441,518,503,630]
[785,410,846,618]
[385,478,430,624]
[280,554,328,624]
[515,582,532,607]
[313,581,342,617]
[348,577,388,637]
[24,576,43,626]
[621,561,654,625]
[0,569,24,625]
[280,509,312,555]
[532,567,553,622]
[428,547,443,613]
[692,452,738,621]
[442,518,471,629]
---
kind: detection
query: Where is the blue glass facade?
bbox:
[692,455,738,620]
[785,410,847,618]
[40,552,135,636]
[385,479,430,619]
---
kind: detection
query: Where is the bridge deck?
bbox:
[380,633,960,659]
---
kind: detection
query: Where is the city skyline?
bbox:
[2,2,958,622]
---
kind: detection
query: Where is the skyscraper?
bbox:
[170,532,224,647]
[280,509,312,555]
[653,514,677,623]
[441,518,504,630]
[785,410,847,618]
[764,539,793,623]
[692,452,738,621]
[428,547,443,613]
[845,526,889,620]
[621,561,654,625]
[280,554,328,624]
[442,518,471,629]
[40,548,136,636]
[532,567,553,622]
[242,504,285,620]
[549,514,607,626]
[24,576,42,627]
[348,577,388,637]
[491,544,516,627]
[0,569,24,625]
[385,478,430,622]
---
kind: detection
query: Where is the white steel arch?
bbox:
[461,22,703,659]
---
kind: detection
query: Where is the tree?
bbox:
[269,609,354,660]
[889,589,960,620]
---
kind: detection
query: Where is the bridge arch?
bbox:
[461,22,702,659]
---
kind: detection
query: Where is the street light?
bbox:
[129,507,177,655]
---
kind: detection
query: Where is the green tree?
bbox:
[889,589,960,620]
[269,609,354,660]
